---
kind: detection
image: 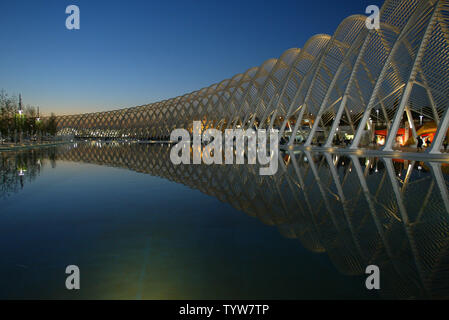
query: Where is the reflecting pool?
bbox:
[0,142,448,299]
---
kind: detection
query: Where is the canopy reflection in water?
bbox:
[1,143,448,299]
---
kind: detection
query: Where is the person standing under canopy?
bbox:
[417,136,423,152]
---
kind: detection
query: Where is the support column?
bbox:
[287,105,308,146]
[283,37,332,145]
[428,105,449,154]
[304,30,369,147]
[324,95,348,147]
[323,32,374,147]
[405,106,418,146]
[383,2,439,151]
[350,2,432,150]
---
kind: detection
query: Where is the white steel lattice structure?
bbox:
[56,0,449,153]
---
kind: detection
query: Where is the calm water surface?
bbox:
[0,142,448,299]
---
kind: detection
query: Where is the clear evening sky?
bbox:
[0,0,383,115]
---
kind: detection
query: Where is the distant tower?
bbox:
[18,94,23,115]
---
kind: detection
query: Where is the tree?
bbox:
[0,90,18,140]
[45,113,58,136]
[0,89,57,141]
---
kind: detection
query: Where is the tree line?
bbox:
[0,89,58,142]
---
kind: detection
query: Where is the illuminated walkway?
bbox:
[56,0,449,154]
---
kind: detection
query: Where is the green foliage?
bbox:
[0,89,57,141]
[45,113,58,136]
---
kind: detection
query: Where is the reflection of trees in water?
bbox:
[0,148,57,199]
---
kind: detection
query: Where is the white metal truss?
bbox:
[55,0,449,153]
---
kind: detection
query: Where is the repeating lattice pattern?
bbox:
[56,0,449,152]
[56,142,449,299]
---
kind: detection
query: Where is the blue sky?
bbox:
[0,0,383,115]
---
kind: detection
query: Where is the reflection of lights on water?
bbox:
[18,169,26,176]
[418,165,422,170]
